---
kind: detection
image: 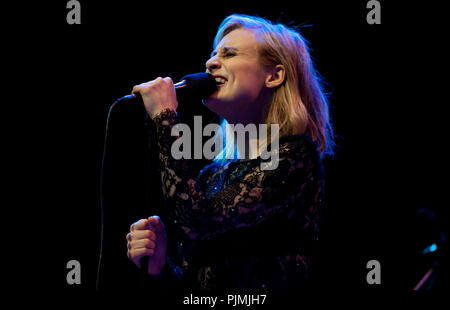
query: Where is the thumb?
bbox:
[148,215,164,233]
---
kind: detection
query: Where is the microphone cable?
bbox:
[96,93,143,290]
[96,97,118,290]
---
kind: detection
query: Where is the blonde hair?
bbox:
[213,14,334,156]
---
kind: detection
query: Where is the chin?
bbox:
[204,97,221,114]
[204,93,222,107]
[204,97,232,120]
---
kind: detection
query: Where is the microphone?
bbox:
[114,72,217,105]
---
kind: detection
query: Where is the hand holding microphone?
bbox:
[132,77,179,118]
[118,72,217,118]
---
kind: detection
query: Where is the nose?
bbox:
[205,55,221,73]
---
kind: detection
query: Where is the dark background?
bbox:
[13,0,448,297]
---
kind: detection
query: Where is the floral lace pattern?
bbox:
[152,109,324,290]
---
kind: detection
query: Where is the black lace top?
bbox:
[150,109,324,290]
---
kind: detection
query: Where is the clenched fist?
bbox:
[126,216,168,276]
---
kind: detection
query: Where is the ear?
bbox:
[265,64,286,88]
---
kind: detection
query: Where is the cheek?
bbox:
[233,69,265,99]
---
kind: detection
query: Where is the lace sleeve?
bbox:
[153,109,322,242]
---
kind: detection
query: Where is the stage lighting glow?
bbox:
[423,243,437,254]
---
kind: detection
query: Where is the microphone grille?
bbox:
[180,72,217,99]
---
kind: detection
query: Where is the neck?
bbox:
[231,126,268,160]
[226,88,271,127]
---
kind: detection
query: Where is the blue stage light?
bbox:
[423,243,437,254]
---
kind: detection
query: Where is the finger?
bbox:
[129,248,155,265]
[129,238,156,250]
[131,80,156,95]
[132,84,145,95]
[130,219,149,232]
[129,230,157,242]
[163,77,174,86]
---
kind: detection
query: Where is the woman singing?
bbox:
[125,14,334,290]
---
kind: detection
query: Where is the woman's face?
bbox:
[204,28,270,125]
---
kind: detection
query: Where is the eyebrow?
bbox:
[210,46,239,57]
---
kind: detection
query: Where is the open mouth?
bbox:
[214,76,227,86]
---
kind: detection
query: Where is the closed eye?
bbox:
[222,51,236,57]
[210,46,239,58]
